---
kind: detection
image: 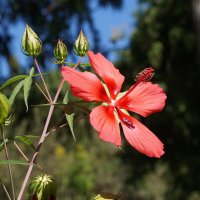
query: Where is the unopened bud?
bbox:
[28,174,57,200]
[0,93,10,126]
[73,30,89,57]
[54,39,68,64]
[21,25,42,57]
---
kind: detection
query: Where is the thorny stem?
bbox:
[17,60,82,200]
[34,58,52,102]
[0,178,12,200]
[1,126,15,200]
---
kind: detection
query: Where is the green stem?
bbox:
[1,126,15,200]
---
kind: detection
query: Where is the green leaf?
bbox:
[88,191,123,200]
[63,62,75,67]
[80,63,91,67]
[63,88,69,105]
[0,160,33,166]
[65,113,76,141]
[29,67,35,77]
[9,80,24,106]
[15,135,35,150]
[0,75,28,90]
[23,76,33,111]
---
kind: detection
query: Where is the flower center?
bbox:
[110,99,116,107]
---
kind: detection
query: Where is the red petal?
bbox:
[88,51,124,99]
[118,110,164,158]
[90,106,121,146]
[61,66,109,102]
[117,82,167,117]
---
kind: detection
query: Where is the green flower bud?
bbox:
[54,39,68,64]
[0,93,10,126]
[21,25,42,57]
[28,174,57,200]
[73,30,89,57]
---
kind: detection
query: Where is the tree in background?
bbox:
[0,0,122,77]
[117,0,200,199]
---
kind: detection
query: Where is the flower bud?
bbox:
[28,174,57,200]
[0,93,10,126]
[21,25,42,57]
[54,39,68,64]
[73,30,89,57]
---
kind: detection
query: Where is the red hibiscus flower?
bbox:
[61,51,167,158]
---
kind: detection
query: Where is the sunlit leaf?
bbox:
[63,62,75,67]
[65,113,76,141]
[15,135,35,150]
[23,76,33,111]
[0,160,33,166]
[29,67,35,77]
[80,63,91,67]
[87,191,124,200]
[9,80,24,106]
[0,75,28,90]
[63,88,69,105]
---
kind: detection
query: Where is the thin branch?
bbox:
[46,114,87,137]
[13,141,43,171]
[1,126,15,200]
[34,58,52,102]
[0,178,12,200]
[34,81,51,103]
[13,141,29,162]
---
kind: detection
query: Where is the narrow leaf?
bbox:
[0,75,28,90]
[9,80,24,106]
[63,89,69,105]
[15,135,35,150]
[0,160,34,166]
[29,67,35,77]
[23,76,33,111]
[80,63,91,67]
[63,62,75,67]
[65,113,76,141]
[88,191,123,200]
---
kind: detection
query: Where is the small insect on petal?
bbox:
[122,117,135,129]
[135,67,155,83]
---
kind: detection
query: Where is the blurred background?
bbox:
[0,0,200,199]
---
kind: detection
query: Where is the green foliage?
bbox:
[0,93,10,125]
[15,135,35,151]
[9,80,24,106]
[0,160,33,166]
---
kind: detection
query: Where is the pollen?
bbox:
[135,67,155,83]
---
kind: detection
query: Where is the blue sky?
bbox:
[0,0,137,79]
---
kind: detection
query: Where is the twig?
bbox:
[34,81,51,102]
[0,178,12,200]
[13,141,43,171]
[34,58,52,102]
[1,126,15,200]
